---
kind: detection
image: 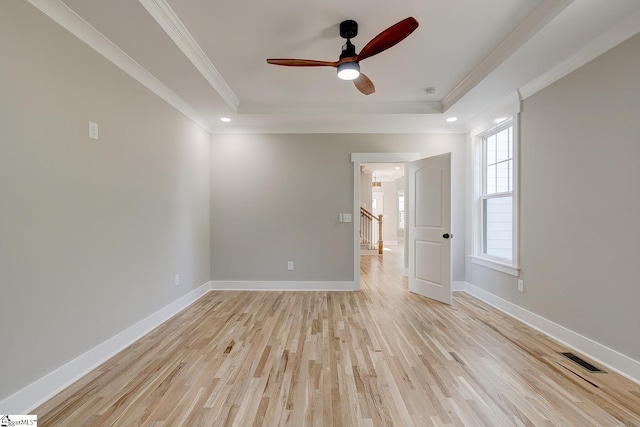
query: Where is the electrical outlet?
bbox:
[175,274,180,287]
[287,261,294,271]
[518,279,524,292]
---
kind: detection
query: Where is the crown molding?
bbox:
[441,0,573,112]
[466,91,521,135]
[210,121,465,134]
[25,0,213,133]
[238,101,443,115]
[519,7,640,100]
[139,0,240,112]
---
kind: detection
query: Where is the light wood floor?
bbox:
[36,246,640,426]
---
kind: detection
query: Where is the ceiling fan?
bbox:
[266,17,419,95]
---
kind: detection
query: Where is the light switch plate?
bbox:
[89,121,99,140]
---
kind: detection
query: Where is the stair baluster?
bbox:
[360,207,383,255]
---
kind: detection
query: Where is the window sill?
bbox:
[470,255,520,276]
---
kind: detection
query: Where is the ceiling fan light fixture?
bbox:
[337,61,360,81]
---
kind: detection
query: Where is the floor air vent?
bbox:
[560,352,606,373]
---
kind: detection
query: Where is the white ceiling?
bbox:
[362,163,405,183]
[30,0,640,133]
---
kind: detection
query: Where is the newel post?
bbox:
[378,214,383,254]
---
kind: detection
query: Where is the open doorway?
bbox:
[351,153,421,288]
[359,163,405,253]
[351,152,453,305]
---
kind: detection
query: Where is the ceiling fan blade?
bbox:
[354,73,375,95]
[357,17,419,62]
[266,58,337,67]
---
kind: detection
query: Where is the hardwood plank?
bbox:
[35,246,640,426]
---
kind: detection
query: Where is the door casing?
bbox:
[351,153,421,289]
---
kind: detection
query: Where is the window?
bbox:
[483,125,513,259]
[472,119,519,275]
[398,191,405,229]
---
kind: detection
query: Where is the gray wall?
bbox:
[379,182,398,243]
[360,171,373,212]
[210,133,466,283]
[0,1,211,400]
[466,33,640,361]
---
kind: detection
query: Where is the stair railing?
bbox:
[360,207,383,254]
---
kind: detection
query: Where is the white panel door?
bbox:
[408,153,452,304]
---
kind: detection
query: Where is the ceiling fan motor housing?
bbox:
[340,40,357,59]
[339,20,358,60]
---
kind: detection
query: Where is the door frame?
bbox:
[351,152,421,289]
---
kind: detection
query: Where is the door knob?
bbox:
[443,233,453,239]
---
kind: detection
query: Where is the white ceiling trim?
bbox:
[467,91,521,136]
[519,7,640,100]
[211,122,464,134]
[238,101,443,115]
[441,0,573,112]
[25,0,213,133]
[138,0,240,112]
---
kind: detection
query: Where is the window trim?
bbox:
[471,117,521,276]
[470,255,520,276]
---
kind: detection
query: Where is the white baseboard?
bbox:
[210,281,358,291]
[452,281,466,291]
[463,282,640,385]
[0,281,212,414]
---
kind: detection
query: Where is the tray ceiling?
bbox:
[26,0,640,133]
